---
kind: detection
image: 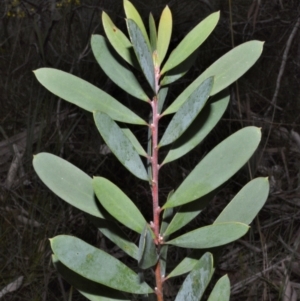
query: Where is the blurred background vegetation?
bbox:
[0,0,300,300]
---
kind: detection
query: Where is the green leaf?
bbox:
[163,126,261,209]
[122,128,147,157]
[214,177,269,225]
[138,224,158,269]
[149,13,157,52]
[91,35,149,102]
[207,275,230,301]
[33,153,107,219]
[166,256,199,280]
[93,177,147,234]
[52,255,130,301]
[158,86,168,114]
[174,252,213,301]
[161,11,219,74]
[166,222,249,248]
[89,216,139,260]
[33,68,146,125]
[50,235,154,294]
[126,19,155,92]
[159,77,213,147]
[94,112,148,181]
[102,11,138,68]
[162,90,229,165]
[157,6,172,65]
[163,40,264,115]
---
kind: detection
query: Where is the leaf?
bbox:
[214,177,269,225]
[33,68,146,125]
[163,40,264,115]
[33,153,107,219]
[50,235,154,294]
[157,6,172,65]
[149,13,157,52]
[207,275,230,301]
[52,255,130,301]
[91,35,149,102]
[93,177,147,234]
[166,222,249,248]
[126,19,155,92]
[158,86,168,114]
[166,256,199,280]
[122,128,147,157]
[163,126,261,209]
[174,252,213,301]
[161,12,219,74]
[159,77,213,147]
[138,224,158,269]
[162,90,229,165]
[94,111,148,181]
[102,11,138,68]
[89,216,139,260]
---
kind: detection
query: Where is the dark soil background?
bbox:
[1,0,300,300]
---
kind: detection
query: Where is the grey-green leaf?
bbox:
[149,13,157,52]
[162,90,229,164]
[33,68,146,125]
[93,177,147,233]
[163,40,264,115]
[94,111,148,181]
[159,77,213,147]
[126,19,155,92]
[158,86,168,114]
[207,275,230,301]
[214,177,269,225]
[166,256,199,280]
[122,128,147,157]
[33,153,106,219]
[174,252,213,301]
[163,126,261,209]
[91,35,149,102]
[52,255,130,301]
[50,235,154,294]
[166,222,249,248]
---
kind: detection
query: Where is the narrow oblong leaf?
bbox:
[157,6,172,65]
[94,111,148,181]
[207,275,230,301]
[164,40,264,115]
[91,35,149,101]
[126,19,155,92]
[52,255,130,301]
[162,91,229,165]
[159,77,213,147]
[33,68,146,125]
[163,126,261,209]
[214,177,269,225]
[149,13,157,52]
[33,153,106,219]
[50,235,154,294]
[166,256,199,280]
[166,222,249,248]
[122,128,147,157]
[158,86,168,114]
[93,177,147,234]
[161,11,219,74]
[174,252,213,301]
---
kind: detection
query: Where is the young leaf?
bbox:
[33,68,146,125]
[159,77,213,147]
[93,177,147,234]
[162,91,229,165]
[122,128,147,157]
[50,235,154,294]
[158,86,168,114]
[214,177,269,225]
[126,19,155,92]
[174,252,213,301]
[94,111,148,181]
[149,13,157,52]
[207,275,230,301]
[102,11,138,68]
[91,35,149,102]
[163,40,264,115]
[157,6,172,65]
[33,153,107,219]
[163,126,261,209]
[52,255,130,301]
[161,11,219,74]
[138,224,158,269]
[166,222,249,248]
